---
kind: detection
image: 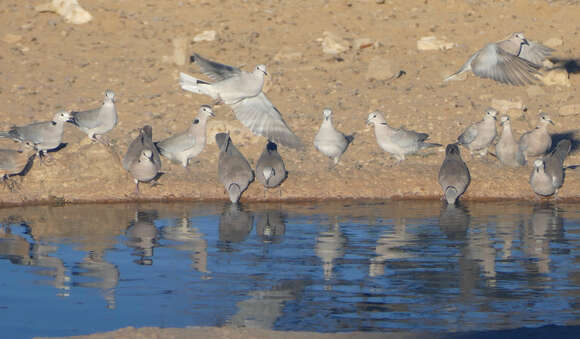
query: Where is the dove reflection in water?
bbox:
[125,210,159,265]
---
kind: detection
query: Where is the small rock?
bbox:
[273,47,303,62]
[172,37,187,66]
[321,31,349,55]
[541,69,571,87]
[559,104,580,116]
[193,30,217,42]
[491,99,523,113]
[2,33,22,44]
[543,37,563,48]
[354,38,373,50]
[35,0,92,25]
[416,36,455,51]
[526,85,545,97]
[365,56,398,81]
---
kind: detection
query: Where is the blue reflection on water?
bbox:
[0,200,579,338]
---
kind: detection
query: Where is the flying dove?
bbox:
[122,125,162,194]
[495,115,525,167]
[68,90,117,141]
[314,108,354,166]
[155,105,214,167]
[216,133,254,203]
[530,139,571,197]
[180,53,302,149]
[438,144,471,205]
[519,113,554,162]
[458,108,498,156]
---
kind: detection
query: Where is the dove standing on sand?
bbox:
[366,111,441,163]
[445,32,552,86]
[519,113,554,162]
[122,125,162,194]
[0,142,36,191]
[155,105,214,167]
[314,108,353,166]
[458,108,498,156]
[256,141,287,191]
[495,115,525,167]
[180,53,302,149]
[0,110,72,158]
[68,90,117,141]
[530,139,571,197]
[216,133,254,203]
[438,144,470,205]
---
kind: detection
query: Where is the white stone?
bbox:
[193,30,217,42]
[35,0,92,25]
[541,69,571,87]
[416,36,455,51]
[321,31,349,55]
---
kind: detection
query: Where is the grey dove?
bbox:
[444,32,551,86]
[0,142,36,191]
[180,53,302,149]
[530,139,571,197]
[68,90,117,141]
[256,141,287,189]
[314,108,353,166]
[155,105,214,167]
[216,133,254,203]
[519,113,554,162]
[495,115,525,167]
[0,110,72,157]
[438,144,470,205]
[458,108,498,156]
[122,125,162,194]
[366,111,441,163]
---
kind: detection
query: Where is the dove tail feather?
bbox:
[179,72,216,99]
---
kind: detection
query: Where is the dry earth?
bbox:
[1,0,579,205]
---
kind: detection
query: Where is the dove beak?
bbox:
[549,120,555,125]
[522,38,529,46]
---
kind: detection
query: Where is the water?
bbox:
[0,200,579,338]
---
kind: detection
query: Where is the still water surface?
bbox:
[0,200,579,338]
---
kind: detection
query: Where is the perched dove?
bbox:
[0,142,36,190]
[180,53,302,149]
[495,115,525,167]
[0,110,72,157]
[255,141,287,189]
[438,144,471,205]
[68,90,117,141]
[444,32,551,86]
[530,139,571,197]
[314,108,354,166]
[366,111,441,163]
[155,105,214,167]
[216,133,254,203]
[457,108,498,156]
[519,113,554,161]
[122,125,162,194]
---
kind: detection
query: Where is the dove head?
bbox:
[533,159,545,172]
[53,110,73,123]
[140,125,153,139]
[266,140,278,152]
[104,90,115,104]
[366,111,387,126]
[538,113,554,127]
[227,183,242,203]
[255,64,268,76]
[445,144,462,158]
[483,108,498,121]
[500,115,511,126]
[322,108,333,121]
[511,32,529,46]
[198,105,215,119]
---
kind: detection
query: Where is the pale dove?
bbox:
[0,142,36,191]
[68,90,117,141]
[216,133,254,203]
[438,144,470,205]
[155,105,214,167]
[530,139,571,197]
[122,125,162,194]
[314,108,354,166]
[255,141,287,190]
[495,115,525,167]
[180,53,302,149]
[458,108,498,156]
[444,32,550,86]
[0,110,72,157]
[519,113,554,162]
[366,111,441,163]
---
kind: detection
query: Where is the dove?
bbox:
[444,32,550,86]
[314,108,354,166]
[457,108,498,156]
[366,111,441,163]
[519,113,554,162]
[0,142,36,191]
[495,115,525,167]
[530,139,571,197]
[180,53,302,149]
[122,125,162,194]
[155,105,214,167]
[68,90,117,141]
[438,144,471,205]
[0,110,72,157]
[255,141,287,191]
[216,133,254,203]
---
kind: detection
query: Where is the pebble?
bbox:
[35,0,92,25]
[321,31,349,55]
[193,30,217,42]
[416,36,455,51]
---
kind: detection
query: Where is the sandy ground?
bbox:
[1,0,580,206]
